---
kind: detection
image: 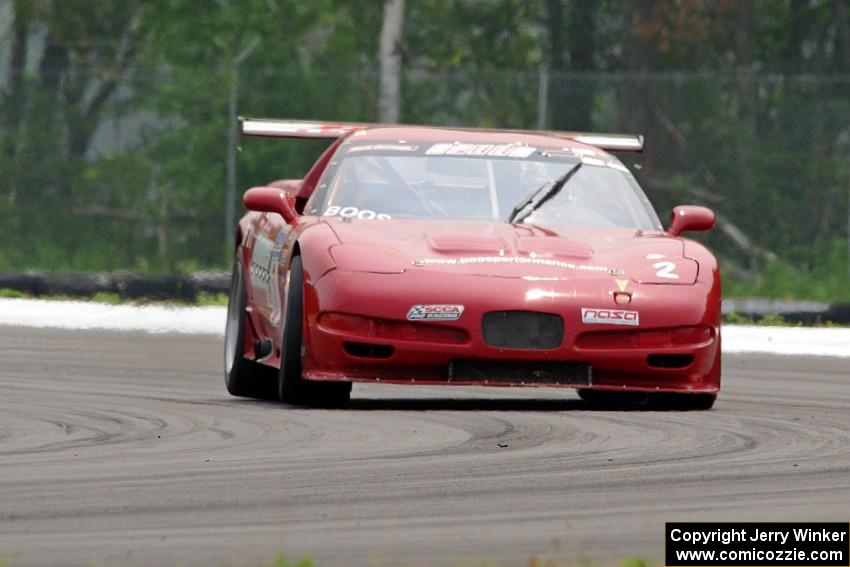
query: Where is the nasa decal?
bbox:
[581,308,639,327]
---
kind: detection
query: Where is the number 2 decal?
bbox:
[652,261,679,280]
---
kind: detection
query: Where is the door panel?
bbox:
[247,213,296,342]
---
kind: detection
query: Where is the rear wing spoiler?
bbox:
[240,118,644,153]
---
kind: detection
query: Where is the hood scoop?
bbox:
[516,236,594,260]
[429,234,508,254]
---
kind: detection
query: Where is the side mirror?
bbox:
[243,186,299,224]
[667,205,715,237]
[267,179,301,196]
[267,179,306,214]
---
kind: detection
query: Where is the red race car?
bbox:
[224,119,720,409]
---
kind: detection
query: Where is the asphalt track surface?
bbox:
[1,327,849,567]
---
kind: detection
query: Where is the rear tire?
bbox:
[278,255,351,407]
[577,389,715,411]
[224,250,277,399]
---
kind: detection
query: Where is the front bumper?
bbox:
[301,270,721,393]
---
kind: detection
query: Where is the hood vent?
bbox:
[429,234,507,254]
[516,237,593,259]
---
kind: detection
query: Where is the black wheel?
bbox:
[651,392,716,410]
[278,255,351,407]
[577,389,715,411]
[224,250,277,399]
[577,389,649,408]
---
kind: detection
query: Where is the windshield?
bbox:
[307,142,662,231]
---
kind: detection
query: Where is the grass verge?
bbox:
[0,288,229,307]
[0,554,659,567]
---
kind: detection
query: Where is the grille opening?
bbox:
[343,342,394,359]
[647,354,694,369]
[482,311,564,349]
[449,359,591,385]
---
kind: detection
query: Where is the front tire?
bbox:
[224,250,277,399]
[652,392,716,410]
[278,255,351,407]
[577,389,715,411]
[577,389,649,408]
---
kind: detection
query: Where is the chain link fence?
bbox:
[1,66,849,288]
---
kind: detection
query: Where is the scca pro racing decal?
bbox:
[581,308,639,326]
[407,304,465,321]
